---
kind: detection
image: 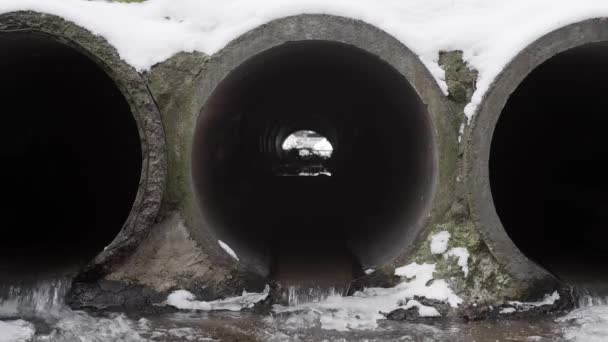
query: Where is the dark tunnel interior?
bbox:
[0,32,142,280]
[490,42,608,284]
[193,41,436,286]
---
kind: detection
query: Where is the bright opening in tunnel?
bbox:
[280,130,333,176]
[0,32,142,279]
[490,42,608,283]
[193,41,435,286]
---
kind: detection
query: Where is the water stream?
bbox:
[2,276,608,341]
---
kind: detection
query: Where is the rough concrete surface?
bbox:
[0,10,587,317]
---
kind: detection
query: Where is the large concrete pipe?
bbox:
[190,15,457,287]
[466,19,608,289]
[0,12,165,283]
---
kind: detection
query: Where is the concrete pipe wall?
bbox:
[7,10,591,315]
[465,18,608,296]
[188,14,457,288]
[0,12,166,284]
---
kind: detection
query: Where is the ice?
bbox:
[508,291,560,311]
[166,285,270,311]
[444,247,470,277]
[500,307,516,314]
[558,305,608,342]
[0,320,34,342]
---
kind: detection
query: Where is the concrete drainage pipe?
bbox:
[191,15,457,286]
[466,18,608,290]
[0,12,166,283]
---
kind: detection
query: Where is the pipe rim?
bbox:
[190,14,457,274]
[0,11,167,280]
[464,18,608,286]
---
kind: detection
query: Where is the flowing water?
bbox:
[2,277,608,342]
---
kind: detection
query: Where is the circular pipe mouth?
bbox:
[490,42,608,282]
[467,19,608,288]
[0,19,164,283]
[193,40,436,285]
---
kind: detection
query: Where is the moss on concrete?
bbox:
[392,51,536,316]
[439,51,478,104]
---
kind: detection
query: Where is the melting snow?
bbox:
[508,291,560,311]
[430,231,451,255]
[274,262,462,331]
[444,247,470,277]
[558,305,608,342]
[166,285,270,311]
[218,240,239,261]
[0,320,35,342]
[500,307,516,314]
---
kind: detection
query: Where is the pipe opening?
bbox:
[490,42,608,282]
[0,32,142,279]
[279,130,333,176]
[193,41,435,285]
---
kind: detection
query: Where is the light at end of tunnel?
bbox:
[279,130,333,176]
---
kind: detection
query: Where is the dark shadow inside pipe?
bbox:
[193,41,435,285]
[490,42,608,284]
[0,32,142,279]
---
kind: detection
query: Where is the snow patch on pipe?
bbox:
[430,230,450,255]
[218,240,239,261]
[444,247,470,277]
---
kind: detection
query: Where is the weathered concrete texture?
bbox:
[188,13,458,280]
[0,12,166,286]
[106,212,225,294]
[4,11,577,314]
[85,14,465,311]
[69,15,569,314]
[464,19,608,308]
[384,51,573,317]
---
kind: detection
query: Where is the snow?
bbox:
[218,240,239,261]
[429,231,469,277]
[500,307,516,314]
[430,231,450,254]
[0,320,35,342]
[444,247,470,277]
[3,0,608,125]
[508,291,560,311]
[558,305,608,342]
[166,285,270,311]
[364,269,375,275]
[274,261,461,331]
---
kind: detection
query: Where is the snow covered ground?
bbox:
[3,0,608,122]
